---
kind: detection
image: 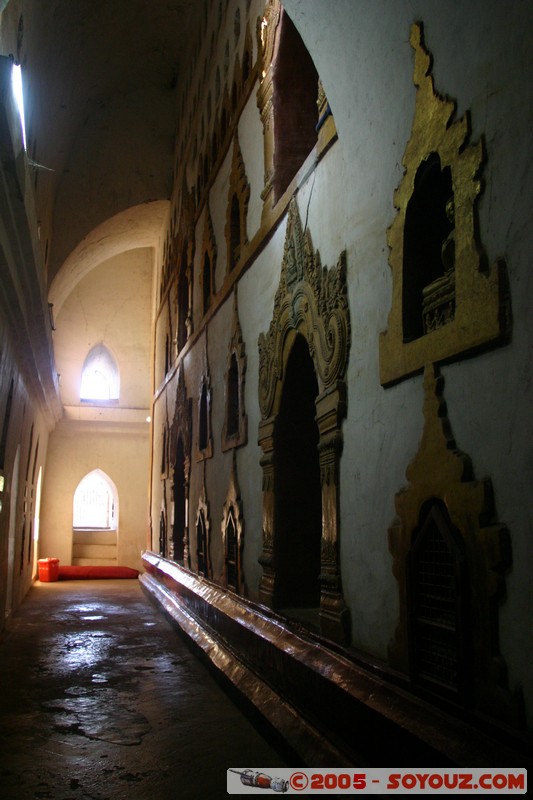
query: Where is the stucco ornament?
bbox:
[258,198,350,420]
[388,364,522,724]
[380,22,509,386]
[257,198,351,645]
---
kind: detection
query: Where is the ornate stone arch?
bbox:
[221,453,245,595]
[200,202,217,316]
[169,366,192,565]
[225,132,250,273]
[196,337,213,461]
[257,198,351,645]
[222,288,247,451]
[195,469,211,578]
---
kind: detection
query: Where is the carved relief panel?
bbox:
[380,23,509,386]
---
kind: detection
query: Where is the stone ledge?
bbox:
[140,551,532,768]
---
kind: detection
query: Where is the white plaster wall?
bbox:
[283,0,533,723]
[205,297,234,582]
[238,94,264,240]
[41,245,153,571]
[153,0,533,728]
[39,423,149,571]
[237,219,288,596]
[209,147,232,286]
[54,247,153,409]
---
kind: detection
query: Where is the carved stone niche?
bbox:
[257,198,351,645]
[221,453,245,595]
[195,470,211,578]
[196,341,213,462]
[169,366,192,566]
[380,23,509,387]
[222,289,247,451]
[200,203,217,318]
[225,132,250,274]
[388,365,523,726]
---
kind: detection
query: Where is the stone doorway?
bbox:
[274,334,321,620]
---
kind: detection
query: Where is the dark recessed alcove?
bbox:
[403,154,453,341]
[274,334,321,610]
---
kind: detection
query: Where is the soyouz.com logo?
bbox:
[227,768,527,794]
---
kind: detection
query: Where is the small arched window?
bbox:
[80,344,119,401]
[73,469,118,530]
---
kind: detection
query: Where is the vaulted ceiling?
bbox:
[1,0,204,288]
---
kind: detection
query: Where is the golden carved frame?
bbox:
[380,23,508,386]
[388,365,522,725]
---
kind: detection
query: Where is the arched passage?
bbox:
[273,334,321,611]
[72,469,118,565]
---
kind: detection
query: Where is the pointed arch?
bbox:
[80,343,119,401]
[73,469,118,530]
[257,199,351,645]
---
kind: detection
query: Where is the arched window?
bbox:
[73,469,118,530]
[80,344,120,401]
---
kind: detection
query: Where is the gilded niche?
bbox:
[380,23,508,386]
[222,288,248,451]
[388,365,522,725]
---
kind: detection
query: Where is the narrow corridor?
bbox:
[0,579,288,799]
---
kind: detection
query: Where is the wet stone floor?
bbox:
[0,579,288,799]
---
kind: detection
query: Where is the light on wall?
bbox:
[11,62,26,150]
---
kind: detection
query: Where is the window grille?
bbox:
[409,501,468,697]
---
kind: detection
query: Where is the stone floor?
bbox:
[0,579,288,800]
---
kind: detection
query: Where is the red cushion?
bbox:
[58,565,139,580]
